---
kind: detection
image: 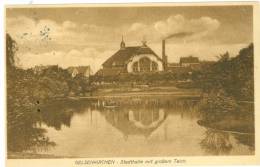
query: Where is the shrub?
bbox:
[199,89,239,121]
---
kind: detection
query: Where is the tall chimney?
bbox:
[162,39,167,70]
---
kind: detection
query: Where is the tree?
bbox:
[6,33,18,71]
[196,44,254,101]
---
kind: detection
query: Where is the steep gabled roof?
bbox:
[102,46,162,67]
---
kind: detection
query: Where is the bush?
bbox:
[199,89,239,121]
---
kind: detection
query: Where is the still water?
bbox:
[8,96,254,157]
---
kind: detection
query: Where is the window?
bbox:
[151,61,158,71]
[133,62,138,72]
[139,57,151,72]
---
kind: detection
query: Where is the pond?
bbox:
[7,96,254,158]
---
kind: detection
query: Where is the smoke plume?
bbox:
[164,32,194,40]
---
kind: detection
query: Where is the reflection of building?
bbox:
[67,66,91,78]
[96,37,164,76]
[98,99,167,139]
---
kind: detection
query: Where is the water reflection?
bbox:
[8,99,92,155]
[7,97,254,158]
[7,108,56,154]
[98,98,168,139]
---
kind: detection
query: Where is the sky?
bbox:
[6,5,253,72]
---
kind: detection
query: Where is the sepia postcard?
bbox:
[5,2,260,166]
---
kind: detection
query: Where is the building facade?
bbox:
[98,38,164,76]
[97,37,201,77]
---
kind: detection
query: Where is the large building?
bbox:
[96,37,201,76]
[97,38,166,76]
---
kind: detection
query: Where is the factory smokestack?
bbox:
[161,32,193,71]
[162,39,168,70]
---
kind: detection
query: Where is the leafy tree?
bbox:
[68,74,90,96]
[196,44,254,101]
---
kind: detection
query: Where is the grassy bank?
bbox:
[92,85,200,97]
[7,152,71,159]
[197,117,254,134]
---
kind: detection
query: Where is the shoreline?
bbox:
[68,86,201,99]
[7,152,75,159]
[197,119,254,134]
[68,92,201,99]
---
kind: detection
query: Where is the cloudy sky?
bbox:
[6,5,253,72]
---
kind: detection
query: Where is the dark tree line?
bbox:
[6,33,91,102]
[195,43,254,101]
[196,43,254,128]
[6,33,90,154]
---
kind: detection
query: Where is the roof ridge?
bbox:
[125,45,144,48]
[102,44,162,67]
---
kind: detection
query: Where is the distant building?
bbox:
[33,65,58,74]
[97,37,165,76]
[167,62,180,68]
[179,56,200,67]
[67,66,91,78]
[166,56,200,72]
[167,62,185,72]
